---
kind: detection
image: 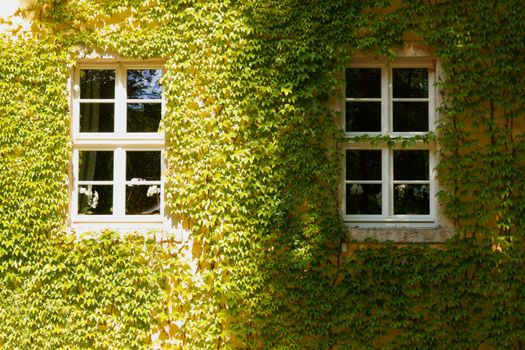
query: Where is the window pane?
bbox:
[346,184,382,214]
[80,103,114,132]
[79,151,113,181]
[78,185,113,215]
[393,102,428,131]
[346,150,381,180]
[127,69,162,99]
[393,68,428,98]
[394,150,429,180]
[126,185,161,215]
[126,151,161,181]
[80,70,115,99]
[127,103,161,132]
[345,102,381,132]
[394,184,430,214]
[346,68,381,98]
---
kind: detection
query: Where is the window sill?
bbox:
[346,225,455,243]
[70,220,185,242]
[345,215,435,224]
[73,214,164,223]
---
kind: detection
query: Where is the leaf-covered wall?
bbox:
[0,0,524,349]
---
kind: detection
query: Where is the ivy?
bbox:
[0,0,524,348]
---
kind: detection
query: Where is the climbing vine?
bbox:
[0,0,524,349]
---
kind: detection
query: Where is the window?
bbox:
[343,60,437,227]
[71,63,165,229]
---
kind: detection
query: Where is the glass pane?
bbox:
[127,103,162,132]
[393,102,428,132]
[80,70,115,99]
[394,150,429,180]
[126,151,161,181]
[78,151,113,181]
[78,185,113,215]
[394,184,430,214]
[346,184,382,214]
[393,68,428,98]
[345,102,381,132]
[79,103,114,132]
[126,185,161,215]
[346,68,381,98]
[346,150,382,180]
[127,69,162,99]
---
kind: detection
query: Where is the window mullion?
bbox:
[383,64,392,218]
[382,65,389,133]
[115,66,126,135]
[381,148,388,217]
[387,148,394,217]
[113,148,126,217]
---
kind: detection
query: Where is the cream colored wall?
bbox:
[0,0,20,19]
[0,0,31,33]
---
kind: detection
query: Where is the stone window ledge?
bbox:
[347,226,455,243]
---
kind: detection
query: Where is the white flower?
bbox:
[414,184,429,199]
[147,185,161,197]
[350,184,364,195]
[79,187,91,196]
[396,184,406,197]
[129,178,146,186]
[79,187,99,209]
[90,190,99,209]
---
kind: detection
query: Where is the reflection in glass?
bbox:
[393,102,428,131]
[80,103,114,132]
[345,102,381,132]
[127,69,162,99]
[80,70,115,99]
[78,185,113,215]
[79,151,113,181]
[346,68,381,98]
[393,68,428,98]
[394,184,429,214]
[346,184,382,214]
[127,103,162,132]
[126,185,161,215]
[346,150,382,180]
[394,150,429,180]
[126,151,161,181]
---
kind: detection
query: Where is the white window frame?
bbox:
[343,59,438,228]
[70,62,167,230]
